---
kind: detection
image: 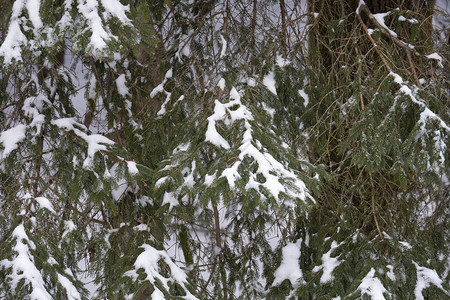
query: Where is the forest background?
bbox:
[0,0,449,299]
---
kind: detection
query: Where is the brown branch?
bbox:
[358,4,422,87]
[354,45,365,110]
[213,204,228,299]
[357,12,392,74]
[279,0,288,55]
[369,173,384,242]
[358,4,422,57]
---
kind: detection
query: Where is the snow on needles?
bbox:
[263,72,277,95]
[272,239,304,287]
[0,224,53,300]
[77,0,112,53]
[388,72,450,133]
[0,0,134,63]
[0,0,40,64]
[124,244,198,300]
[413,262,447,299]
[206,87,312,204]
[0,124,27,160]
[51,118,114,169]
[35,197,56,214]
[205,99,232,149]
[312,240,342,283]
[357,268,390,300]
[0,224,82,299]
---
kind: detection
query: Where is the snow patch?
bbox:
[205,100,231,149]
[276,55,290,67]
[425,53,443,68]
[312,240,342,283]
[272,239,304,286]
[57,273,82,300]
[34,197,56,214]
[413,262,446,300]
[373,12,398,37]
[0,224,52,299]
[125,244,198,300]
[162,192,178,210]
[0,124,27,159]
[357,268,390,300]
[220,34,227,58]
[217,78,226,90]
[263,72,277,95]
[127,161,139,175]
[116,74,129,97]
[100,0,131,24]
[298,89,309,107]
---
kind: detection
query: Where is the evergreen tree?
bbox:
[0,0,448,299]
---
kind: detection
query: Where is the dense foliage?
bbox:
[0,0,448,299]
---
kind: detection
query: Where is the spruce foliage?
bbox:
[0,0,448,299]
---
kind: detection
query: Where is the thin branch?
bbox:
[369,173,384,242]
[358,4,422,87]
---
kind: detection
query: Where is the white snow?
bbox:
[357,268,390,300]
[263,72,277,95]
[183,160,196,187]
[176,34,191,61]
[77,0,115,55]
[162,192,178,210]
[398,15,418,24]
[388,73,450,133]
[276,55,290,67]
[127,161,139,175]
[115,74,129,97]
[217,78,226,90]
[398,241,412,250]
[220,34,227,58]
[157,92,172,116]
[0,224,52,300]
[246,77,256,87]
[261,102,275,118]
[34,197,56,214]
[51,118,115,168]
[272,239,304,286]
[356,0,366,14]
[150,83,165,97]
[125,244,198,300]
[413,262,446,300]
[57,273,82,300]
[174,142,190,153]
[0,124,27,159]
[164,68,173,79]
[205,87,311,203]
[100,0,131,24]
[312,240,341,283]
[61,220,76,241]
[0,0,34,63]
[109,163,130,201]
[205,100,231,149]
[83,134,115,168]
[22,94,46,134]
[298,89,309,107]
[386,265,395,280]
[373,12,398,37]
[389,72,403,84]
[425,53,443,67]
[155,176,169,187]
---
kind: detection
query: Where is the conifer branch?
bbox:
[359,4,426,85]
[369,173,384,242]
